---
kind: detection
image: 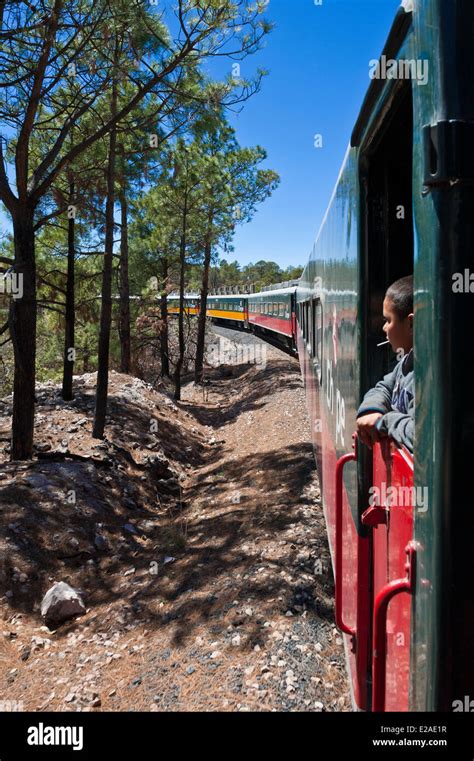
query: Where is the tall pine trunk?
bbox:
[173,229,186,402]
[195,212,213,383]
[160,256,170,377]
[62,181,75,400]
[118,189,131,374]
[10,206,36,460]
[93,81,117,440]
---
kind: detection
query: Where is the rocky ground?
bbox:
[0,327,350,712]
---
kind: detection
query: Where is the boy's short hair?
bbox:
[386,275,413,320]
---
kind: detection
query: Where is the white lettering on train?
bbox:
[326,359,346,448]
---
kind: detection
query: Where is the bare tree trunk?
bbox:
[93,80,117,439]
[10,205,36,460]
[118,189,131,374]
[62,181,75,400]
[160,256,170,377]
[195,213,213,383]
[173,230,186,401]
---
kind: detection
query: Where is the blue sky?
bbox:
[0,1,401,269]
[226,0,402,270]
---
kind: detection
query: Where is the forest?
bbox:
[0,0,301,460]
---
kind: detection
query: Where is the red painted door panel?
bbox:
[370,441,414,711]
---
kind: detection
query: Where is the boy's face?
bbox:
[382,296,414,354]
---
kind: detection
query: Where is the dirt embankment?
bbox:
[0,328,350,712]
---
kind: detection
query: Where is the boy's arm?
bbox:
[356,365,399,418]
[375,395,414,453]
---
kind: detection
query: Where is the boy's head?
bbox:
[383,275,414,354]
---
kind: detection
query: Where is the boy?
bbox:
[356,275,414,453]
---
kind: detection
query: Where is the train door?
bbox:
[359,81,415,711]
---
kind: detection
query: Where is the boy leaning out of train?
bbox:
[356,275,414,453]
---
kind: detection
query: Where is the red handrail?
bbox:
[372,543,416,711]
[335,438,357,641]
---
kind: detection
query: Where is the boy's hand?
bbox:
[356,413,383,448]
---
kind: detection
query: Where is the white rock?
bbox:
[40,582,85,627]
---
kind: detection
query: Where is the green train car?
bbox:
[297,0,474,711]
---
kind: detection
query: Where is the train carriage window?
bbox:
[304,302,310,344]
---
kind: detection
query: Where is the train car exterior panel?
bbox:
[206,309,246,322]
[248,288,295,338]
[297,320,370,710]
[371,442,414,712]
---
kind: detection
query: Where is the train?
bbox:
[167,289,297,356]
[168,0,474,713]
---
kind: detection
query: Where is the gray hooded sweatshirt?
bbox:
[356,349,414,453]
